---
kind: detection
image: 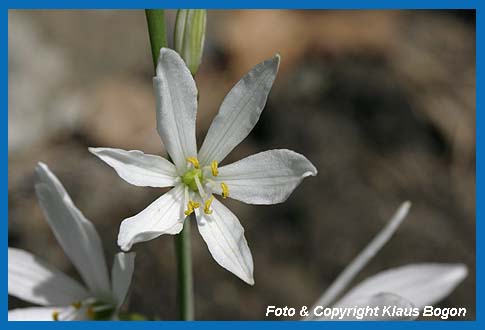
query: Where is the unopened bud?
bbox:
[174,9,207,75]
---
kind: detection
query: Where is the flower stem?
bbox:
[145,9,194,320]
[175,220,195,320]
[145,9,168,72]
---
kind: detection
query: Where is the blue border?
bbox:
[1,0,480,9]
[475,1,481,327]
[0,0,479,9]
[4,1,480,329]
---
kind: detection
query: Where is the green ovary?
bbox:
[182,168,203,192]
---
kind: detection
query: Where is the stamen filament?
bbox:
[205,178,217,186]
[184,186,190,206]
[63,305,81,321]
[194,175,206,198]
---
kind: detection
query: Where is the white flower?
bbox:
[307,202,468,321]
[89,47,317,285]
[8,163,135,321]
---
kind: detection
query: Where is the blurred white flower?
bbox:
[90,47,317,285]
[307,202,467,321]
[8,163,135,321]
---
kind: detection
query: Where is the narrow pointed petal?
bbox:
[195,198,254,285]
[334,263,468,310]
[198,54,280,165]
[118,185,186,251]
[311,202,411,310]
[34,163,111,299]
[153,47,198,171]
[89,147,178,188]
[8,248,89,306]
[213,149,317,205]
[8,307,66,321]
[111,252,136,308]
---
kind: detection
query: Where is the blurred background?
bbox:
[8,10,475,320]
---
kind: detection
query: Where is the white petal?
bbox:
[34,163,111,299]
[111,252,136,308]
[195,198,254,285]
[118,185,186,251]
[334,263,468,310]
[213,149,317,205]
[328,293,416,321]
[153,47,198,171]
[8,248,89,306]
[8,307,66,321]
[198,54,280,165]
[89,147,177,188]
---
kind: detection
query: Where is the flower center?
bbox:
[182,157,230,216]
[182,168,203,192]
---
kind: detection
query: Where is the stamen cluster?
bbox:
[182,157,228,216]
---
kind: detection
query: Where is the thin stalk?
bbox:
[175,220,194,320]
[145,9,168,72]
[145,9,194,320]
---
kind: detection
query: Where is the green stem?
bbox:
[145,9,168,72]
[175,220,194,320]
[145,9,194,320]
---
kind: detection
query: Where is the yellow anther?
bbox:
[184,206,193,216]
[190,200,200,209]
[211,160,219,176]
[184,200,200,216]
[71,301,82,309]
[186,157,200,169]
[204,196,214,214]
[221,182,229,199]
[52,310,59,321]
